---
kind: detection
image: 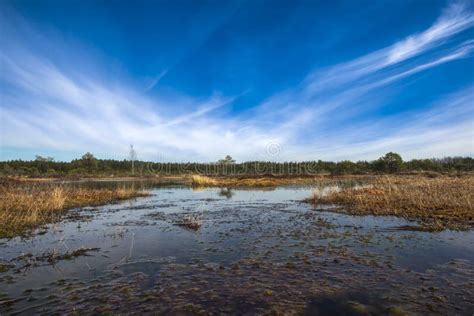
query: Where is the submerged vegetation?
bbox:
[0,179,149,238]
[308,175,474,230]
[2,184,473,314]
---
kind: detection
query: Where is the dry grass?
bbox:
[308,175,474,230]
[190,175,351,187]
[0,179,149,238]
[176,213,203,230]
[191,175,220,186]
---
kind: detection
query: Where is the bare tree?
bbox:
[129,144,137,175]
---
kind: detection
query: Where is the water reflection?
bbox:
[218,188,234,199]
[0,183,473,314]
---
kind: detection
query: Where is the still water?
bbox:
[1,182,473,314]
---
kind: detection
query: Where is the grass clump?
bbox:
[308,175,474,230]
[191,175,219,186]
[0,179,149,238]
[175,213,202,230]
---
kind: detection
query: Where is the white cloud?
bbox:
[1,1,473,162]
[305,1,474,95]
[388,1,474,64]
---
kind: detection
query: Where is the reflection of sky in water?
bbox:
[1,184,473,313]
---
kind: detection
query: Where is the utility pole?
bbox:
[129,144,136,175]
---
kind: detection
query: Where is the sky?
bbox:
[0,0,473,162]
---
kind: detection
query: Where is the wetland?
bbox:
[0,178,473,315]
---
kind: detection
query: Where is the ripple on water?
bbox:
[1,184,473,314]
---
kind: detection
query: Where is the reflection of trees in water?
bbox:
[219,188,233,199]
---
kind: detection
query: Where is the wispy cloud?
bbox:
[1,1,473,161]
[249,1,474,160]
[305,1,474,95]
[0,45,281,161]
[143,70,168,92]
[290,87,474,161]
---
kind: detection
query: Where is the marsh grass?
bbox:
[191,175,219,186]
[176,213,202,230]
[190,174,350,187]
[308,175,474,230]
[0,179,149,238]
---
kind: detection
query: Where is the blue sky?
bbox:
[0,0,473,162]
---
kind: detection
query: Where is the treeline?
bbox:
[0,152,473,177]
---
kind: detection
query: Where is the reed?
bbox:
[308,175,474,230]
[0,179,149,238]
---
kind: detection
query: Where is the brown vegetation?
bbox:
[308,175,474,230]
[0,179,149,238]
[190,174,366,187]
[175,213,203,230]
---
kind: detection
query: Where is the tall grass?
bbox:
[0,179,149,238]
[309,175,474,230]
[191,175,219,186]
[190,174,337,187]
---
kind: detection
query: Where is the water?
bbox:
[1,183,473,314]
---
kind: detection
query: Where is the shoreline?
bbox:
[5,171,470,184]
[0,181,150,238]
[1,173,472,237]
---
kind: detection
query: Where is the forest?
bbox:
[1,152,473,177]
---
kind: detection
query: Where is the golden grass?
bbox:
[190,174,348,187]
[191,175,220,186]
[0,179,149,238]
[308,175,474,230]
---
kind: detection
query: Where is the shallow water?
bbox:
[1,184,473,314]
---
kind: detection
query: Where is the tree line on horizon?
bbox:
[0,152,473,177]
